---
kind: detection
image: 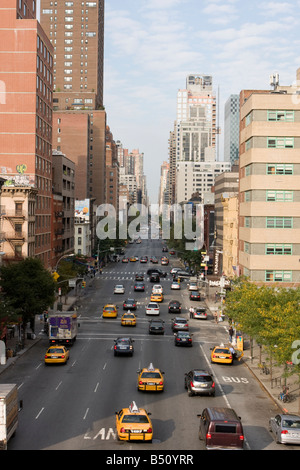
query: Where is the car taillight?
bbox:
[190,381,194,388]
[159,381,163,385]
[176,338,180,341]
[61,355,65,358]
[146,427,152,433]
[45,355,48,359]
[188,338,192,342]
[206,433,212,440]
[212,382,215,388]
[239,435,244,441]
[229,355,232,359]
[114,345,117,350]
[120,427,125,433]
[281,430,289,435]
[139,381,144,385]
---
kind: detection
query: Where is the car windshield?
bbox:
[176,319,187,324]
[141,372,161,379]
[123,314,134,318]
[105,307,115,311]
[215,348,230,354]
[48,348,64,354]
[194,375,212,383]
[122,415,149,424]
[148,303,158,308]
[178,332,189,337]
[117,339,130,345]
[282,419,300,428]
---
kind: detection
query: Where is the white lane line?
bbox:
[83,408,89,420]
[35,407,44,420]
[94,382,100,393]
[56,381,62,391]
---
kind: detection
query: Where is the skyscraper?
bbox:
[40,0,106,205]
[224,94,240,164]
[0,0,53,268]
[40,0,104,110]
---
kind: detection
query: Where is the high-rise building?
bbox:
[170,74,225,205]
[40,0,106,206]
[224,95,240,164]
[0,0,53,268]
[40,0,104,110]
[238,70,300,286]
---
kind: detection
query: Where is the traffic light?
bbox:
[82,281,86,288]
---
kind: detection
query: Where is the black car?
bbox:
[123,298,137,310]
[149,319,165,335]
[113,337,134,356]
[150,273,160,282]
[184,370,215,396]
[135,273,144,281]
[151,256,158,264]
[147,268,167,277]
[190,291,201,301]
[134,282,145,292]
[162,247,168,252]
[168,300,182,313]
[174,331,193,347]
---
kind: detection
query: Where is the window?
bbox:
[265,271,292,282]
[268,110,294,122]
[266,244,292,255]
[267,164,293,175]
[266,191,293,202]
[267,137,294,148]
[266,217,293,229]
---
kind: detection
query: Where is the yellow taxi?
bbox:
[44,345,70,365]
[210,345,233,365]
[102,304,118,318]
[121,312,137,327]
[130,256,137,262]
[137,363,164,392]
[161,256,169,265]
[115,401,153,442]
[150,292,163,303]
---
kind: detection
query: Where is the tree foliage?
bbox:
[224,278,300,372]
[0,258,56,328]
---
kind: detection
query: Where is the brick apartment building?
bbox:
[0,0,53,268]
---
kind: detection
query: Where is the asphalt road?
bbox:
[1,238,293,452]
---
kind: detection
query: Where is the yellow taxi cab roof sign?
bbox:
[129,401,140,413]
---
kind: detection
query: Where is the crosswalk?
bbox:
[97,271,171,282]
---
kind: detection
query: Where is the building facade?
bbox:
[224,94,240,165]
[239,72,300,286]
[0,0,53,268]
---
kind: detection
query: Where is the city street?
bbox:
[0,239,294,451]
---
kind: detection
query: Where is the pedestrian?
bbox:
[228,326,234,343]
[189,306,195,319]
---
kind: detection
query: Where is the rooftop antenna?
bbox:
[270,73,279,90]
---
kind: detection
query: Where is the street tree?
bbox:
[0,258,56,340]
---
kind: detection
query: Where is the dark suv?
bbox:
[184,369,215,396]
[168,300,182,313]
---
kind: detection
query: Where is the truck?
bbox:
[48,311,78,346]
[0,384,18,450]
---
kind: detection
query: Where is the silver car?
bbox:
[269,414,300,445]
[145,302,160,315]
[114,284,125,294]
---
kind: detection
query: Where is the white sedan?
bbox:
[171,281,180,290]
[152,284,163,294]
[114,284,125,294]
[145,302,160,315]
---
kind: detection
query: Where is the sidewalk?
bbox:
[205,291,300,416]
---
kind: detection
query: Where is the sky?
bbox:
[104,0,300,203]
